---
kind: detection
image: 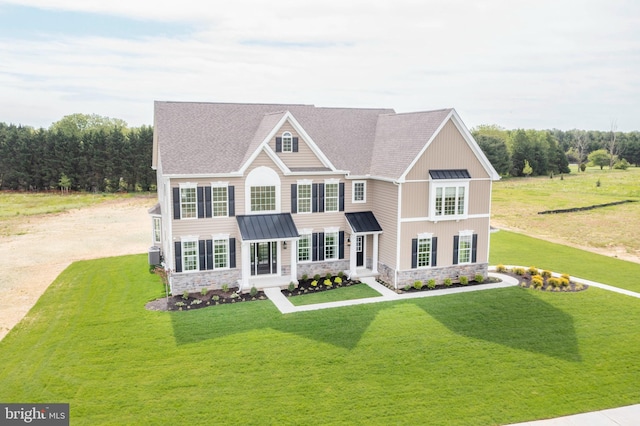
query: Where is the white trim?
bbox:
[297,233,313,263]
[282,131,293,153]
[404,177,492,183]
[417,232,433,239]
[459,229,474,236]
[324,179,340,213]
[323,229,340,261]
[180,236,199,273]
[211,181,228,187]
[429,179,469,221]
[324,226,340,233]
[296,181,313,214]
[400,213,490,223]
[210,183,229,218]
[262,146,292,174]
[212,235,231,270]
[395,182,402,289]
[416,235,433,269]
[178,183,198,220]
[152,216,162,245]
[352,180,367,203]
[245,166,281,213]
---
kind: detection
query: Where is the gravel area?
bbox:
[0,197,155,341]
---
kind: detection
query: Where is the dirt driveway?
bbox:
[0,197,156,341]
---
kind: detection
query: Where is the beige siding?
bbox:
[269,122,325,169]
[398,217,490,270]
[405,119,489,181]
[370,180,399,268]
[468,180,491,215]
[401,182,428,218]
[344,180,373,212]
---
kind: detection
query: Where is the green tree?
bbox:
[59,173,71,194]
[523,159,533,177]
[475,134,510,175]
[49,113,128,137]
[588,149,611,170]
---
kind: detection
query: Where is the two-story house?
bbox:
[150,102,500,295]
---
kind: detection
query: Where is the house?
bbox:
[150,102,500,295]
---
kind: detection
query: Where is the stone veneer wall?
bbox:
[171,269,241,294]
[297,260,349,279]
[397,263,488,288]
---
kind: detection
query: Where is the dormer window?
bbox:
[282,132,293,153]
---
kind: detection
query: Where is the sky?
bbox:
[0,0,638,131]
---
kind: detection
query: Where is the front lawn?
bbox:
[288,282,381,306]
[1,253,639,425]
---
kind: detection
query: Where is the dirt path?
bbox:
[0,197,155,341]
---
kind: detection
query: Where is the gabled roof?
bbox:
[153,102,499,181]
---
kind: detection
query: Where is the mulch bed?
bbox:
[377,277,502,293]
[145,288,268,312]
[499,270,588,292]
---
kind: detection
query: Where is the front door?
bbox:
[251,241,277,275]
[356,235,364,267]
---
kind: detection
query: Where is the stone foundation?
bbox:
[297,260,349,280]
[396,263,488,288]
[170,269,241,294]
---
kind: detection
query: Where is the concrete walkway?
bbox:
[263,270,640,426]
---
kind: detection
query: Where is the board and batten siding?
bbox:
[404,119,489,182]
[269,122,325,169]
[398,217,490,270]
[369,179,398,269]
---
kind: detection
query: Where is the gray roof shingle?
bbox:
[154,102,457,179]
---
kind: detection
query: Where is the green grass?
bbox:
[490,230,640,293]
[288,283,381,306]
[1,253,640,425]
[0,192,120,220]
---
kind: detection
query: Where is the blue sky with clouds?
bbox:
[0,0,638,130]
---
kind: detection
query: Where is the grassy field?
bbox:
[491,166,640,260]
[288,283,382,306]
[1,254,639,425]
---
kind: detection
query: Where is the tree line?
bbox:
[0,114,155,192]
[472,125,640,177]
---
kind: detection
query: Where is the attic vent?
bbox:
[429,169,471,179]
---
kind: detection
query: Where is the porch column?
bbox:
[349,234,358,279]
[241,241,250,291]
[290,239,298,284]
[372,233,379,273]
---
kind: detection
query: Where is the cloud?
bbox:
[0,0,639,130]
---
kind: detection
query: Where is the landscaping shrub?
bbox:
[288,282,295,292]
[561,273,571,281]
[182,290,189,300]
[528,266,539,276]
[444,278,452,287]
[532,275,544,288]
[403,284,411,291]
[222,283,229,293]
[413,280,423,290]
[427,279,436,289]
[560,277,570,287]
[496,264,507,272]
[212,295,220,302]
[326,272,332,280]
[301,274,308,281]
[334,276,342,284]
[614,158,630,170]
[249,286,258,297]
[190,299,202,306]
[311,280,318,287]
[324,279,332,287]
[201,287,208,296]
[474,274,484,283]
[513,267,526,276]
[459,276,469,285]
[337,271,344,278]
[548,277,561,288]
[541,270,552,279]
[313,274,321,281]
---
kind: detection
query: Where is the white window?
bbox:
[214,238,228,269]
[282,131,293,153]
[182,239,198,272]
[212,184,228,217]
[180,184,197,219]
[352,181,366,203]
[324,231,338,260]
[152,217,161,244]
[325,181,339,212]
[417,236,432,268]
[431,181,468,219]
[298,233,312,262]
[251,186,276,212]
[298,183,312,213]
[458,233,473,264]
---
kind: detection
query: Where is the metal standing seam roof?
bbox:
[236,213,299,241]
[345,211,383,233]
[429,169,471,179]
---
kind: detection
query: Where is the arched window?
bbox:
[282,132,293,153]
[245,166,281,213]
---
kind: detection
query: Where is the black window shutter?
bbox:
[292,137,299,152]
[312,233,318,261]
[228,186,235,217]
[291,184,297,213]
[173,188,180,220]
[318,232,325,261]
[339,231,345,259]
[174,241,182,273]
[275,137,282,152]
[318,183,325,212]
[197,187,205,218]
[411,238,418,269]
[199,240,206,270]
[206,240,213,270]
[453,235,459,265]
[229,238,236,268]
[339,182,345,211]
[204,186,212,218]
[472,234,478,263]
[431,237,438,267]
[312,184,318,213]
